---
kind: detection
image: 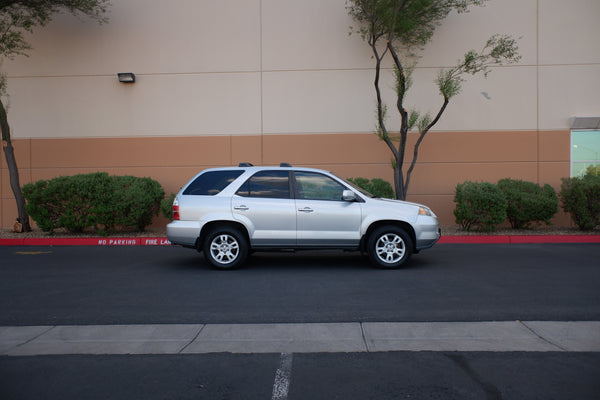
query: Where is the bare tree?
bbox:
[347,0,521,200]
[0,0,109,231]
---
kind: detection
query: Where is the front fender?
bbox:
[359,213,417,237]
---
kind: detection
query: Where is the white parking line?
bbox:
[272,352,293,400]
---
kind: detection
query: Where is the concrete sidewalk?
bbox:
[1,321,599,356]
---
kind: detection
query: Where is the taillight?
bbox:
[173,199,180,220]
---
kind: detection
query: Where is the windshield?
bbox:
[334,174,376,198]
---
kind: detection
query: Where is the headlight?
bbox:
[418,206,432,216]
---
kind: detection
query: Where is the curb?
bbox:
[3,321,600,355]
[0,237,172,246]
[1,235,599,246]
[437,235,600,244]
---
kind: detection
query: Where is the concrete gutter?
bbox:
[1,321,599,356]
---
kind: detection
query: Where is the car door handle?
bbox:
[234,205,249,211]
[298,207,314,213]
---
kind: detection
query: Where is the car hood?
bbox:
[368,197,424,209]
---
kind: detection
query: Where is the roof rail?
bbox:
[280,163,292,167]
[238,162,254,167]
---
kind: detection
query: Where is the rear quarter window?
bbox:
[183,170,244,196]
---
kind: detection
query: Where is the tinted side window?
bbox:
[236,171,290,199]
[183,170,244,196]
[295,172,345,201]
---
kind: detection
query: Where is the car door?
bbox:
[294,171,362,247]
[232,170,296,247]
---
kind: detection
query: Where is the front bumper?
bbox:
[414,215,441,251]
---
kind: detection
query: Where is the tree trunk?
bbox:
[394,162,406,201]
[0,98,31,232]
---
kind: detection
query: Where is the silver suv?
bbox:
[167,164,440,269]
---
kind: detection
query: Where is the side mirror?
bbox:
[342,190,357,202]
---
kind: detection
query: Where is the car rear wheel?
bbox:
[367,226,413,269]
[203,227,248,269]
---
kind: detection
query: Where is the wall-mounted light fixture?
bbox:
[117,72,135,83]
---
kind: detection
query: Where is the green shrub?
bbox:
[497,178,558,229]
[22,173,112,233]
[22,172,165,234]
[161,193,176,219]
[560,171,600,230]
[454,181,507,232]
[584,164,600,176]
[347,177,394,198]
[103,175,165,231]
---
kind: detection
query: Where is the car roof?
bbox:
[206,164,331,174]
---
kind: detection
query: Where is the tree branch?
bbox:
[404,97,449,191]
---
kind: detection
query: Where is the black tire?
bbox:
[367,226,413,269]
[202,227,248,270]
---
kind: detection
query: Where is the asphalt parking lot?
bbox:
[2,352,599,400]
[1,243,599,325]
[1,243,599,399]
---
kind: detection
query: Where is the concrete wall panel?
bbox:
[539,130,570,162]
[419,0,537,67]
[0,130,575,227]
[8,73,262,138]
[262,69,374,134]
[29,137,232,168]
[4,0,262,76]
[539,65,600,130]
[539,0,600,65]
[262,133,389,165]
[262,0,370,70]
[407,162,540,195]
[412,131,538,163]
[402,66,538,132]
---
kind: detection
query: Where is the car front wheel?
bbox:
[203,227,248,269]
[367,226,413,269]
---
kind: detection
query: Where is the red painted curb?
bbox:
[0,237,171,246]
[508,235,600,244]
[438,235,600,244]
[1,236,599,246]
[438,236,511,244]
[0,239,26,246]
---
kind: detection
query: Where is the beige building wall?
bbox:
[2,0,599,228]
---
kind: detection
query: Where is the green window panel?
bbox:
[571,130,600,177]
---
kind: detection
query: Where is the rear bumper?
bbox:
[166,221,201,247]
